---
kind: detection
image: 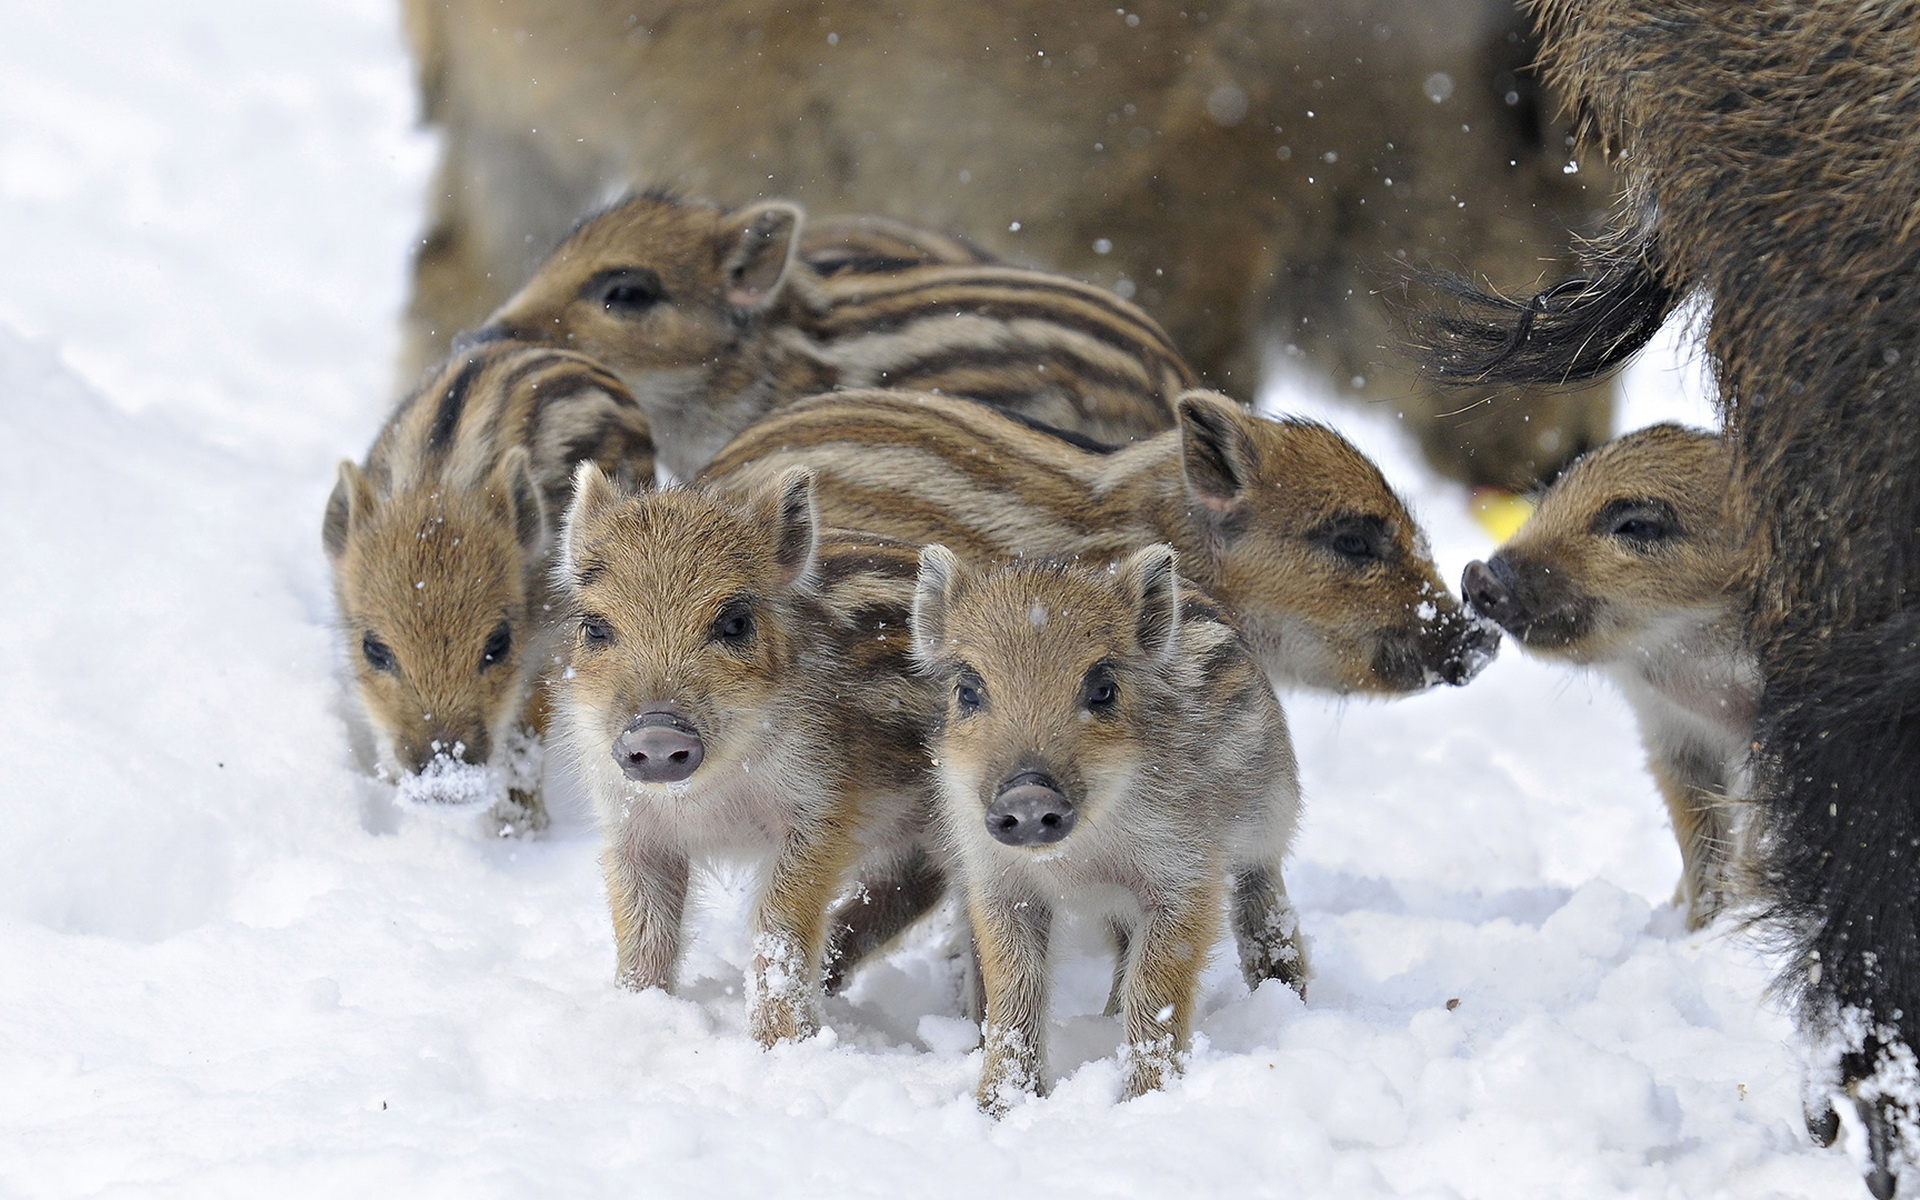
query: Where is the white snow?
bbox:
[0,3,1859,1196]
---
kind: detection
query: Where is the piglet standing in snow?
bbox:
[1461,425,1753,930]
[911,545,1305,1113]
[552,465,939,1045]
[323,342,654,834]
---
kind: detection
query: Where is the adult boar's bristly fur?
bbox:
[553,468,938,1045]
[912,547,1303,1113]
[399,0,1617,487]
[324,342,653,833]
[1411,3,1920,1191]
[1463,425,1753,929]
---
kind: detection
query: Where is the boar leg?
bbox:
[604,841,689,992]
[1231,863,1309,997]
[1649,750,1734,930]
[1405,379,1615,490]
[1118,884,1220,1100]
[822,843,947,994]
[746,826,863,1047]
[969,884,1052,1117]
[400,139,505,382]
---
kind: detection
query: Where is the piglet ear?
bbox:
[723,201,802,311]
[1120,543,1182,660]
[911,544,965,667]
[495,446,549,558]
[1176,390,1257,514]
[560,460,622,579]
[764,467,819,588]
[322,460,375,561]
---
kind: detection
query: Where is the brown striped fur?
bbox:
[1462,425,1751,929]
[476,192,1196,477]
[912,547,1303,1112]
[798,212,997,278]
[704,388,1493,697]
[323,342,654,833]
[553,468,939,1045]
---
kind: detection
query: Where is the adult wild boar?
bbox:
[1414,3,1920,1193]
[398,0,1612,486]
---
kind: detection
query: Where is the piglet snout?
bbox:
[985,771,1077,847]
[1462,558,1522,629]
[615,710,705,784]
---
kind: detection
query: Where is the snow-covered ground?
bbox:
[0,3,1857,1196]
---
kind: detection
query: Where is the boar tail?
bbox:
[1406,200,1685,389]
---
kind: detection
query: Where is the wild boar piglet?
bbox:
[1462,424,1751,927]
[324,342,653,833]
[476,192,1194,476]
[554,465,937,1045]
[912,544,1304,1113]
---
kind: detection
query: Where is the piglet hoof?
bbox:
[819,922,856,997]
[747,933,821,1046]
[1241,946,1310,1000]
[1119,1037,1182,1100]
[613,964,666,993]
[975,1086,1019,1120]
[975,1066,1038,1119]
[976,1025,1041,1117]
[748,1001,820,1049]
[488,788,550,838]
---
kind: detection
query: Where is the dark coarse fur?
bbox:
[1409,206,1680,389]
[1410,3,1920,1190]
[398,0,1617,487]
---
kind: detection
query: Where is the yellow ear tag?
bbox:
[1470,488,1535,543]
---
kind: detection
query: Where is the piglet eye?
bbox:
[480,623,513,669]
[954,670,985,715]
[361,632,397,673]
[711,600,754,644]
[1332,532,1371,558]
[605,283,657,311]
[1598,499,1678,547]
[1612,516,1667,542]
[1313,514,1389,566]
[590,268,665,316]
[1083,666,1119,713]
[580,616,615,647]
